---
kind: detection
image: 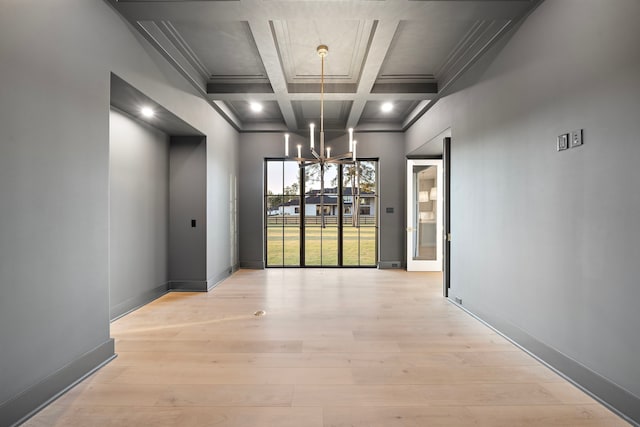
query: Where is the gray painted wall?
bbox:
[407,0,640,410]
[206,124,240,285]
[170,137,207,282]
[0,0,238,423]
[238,132,405,267]
[109,109,170,319]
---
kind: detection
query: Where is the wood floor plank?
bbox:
[113,351,355,368]
[539,382,604,404]
[56,383,294,407]
[116,339,303,353]
[351,365,562,385]
[467,404,629,426]
[323,406,477,427]
[25,269,628,426]
[102,365,354,385]
[453,350,540,367]
[24,406,322,427]
[292,383,562,406]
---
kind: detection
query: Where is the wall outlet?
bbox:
[571,129,583,147]
[557,133,569,151]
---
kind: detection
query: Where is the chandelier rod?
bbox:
[320,48,325,135]
[319,46,326,227]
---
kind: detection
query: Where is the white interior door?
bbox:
[407,159,443,271]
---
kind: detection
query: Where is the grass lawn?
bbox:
[267,224,376,266]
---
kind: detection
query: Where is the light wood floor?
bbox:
[26,269,627,426]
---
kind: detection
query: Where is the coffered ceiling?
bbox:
[108,0,540,132]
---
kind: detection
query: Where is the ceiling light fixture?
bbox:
[381,102,393,113]
[141,106,155,118]
[284,45,361,228]
[250,102,263,113]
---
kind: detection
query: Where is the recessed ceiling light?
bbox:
[141,106,155,118]
[381,102,393,113]
[250,102,263,113]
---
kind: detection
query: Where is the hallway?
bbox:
[26,269,626,426]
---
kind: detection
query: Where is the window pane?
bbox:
[266,161,283,195]
[359,224,376,266]
[283,224,300,266]
[342,197,358,266]
[304,219,321,266]
[321,225,338,266]
[306,163,338,193]
[305,163,321,193]
[358,161,377,194]
[266,223,283,266]
[283,161,300,196]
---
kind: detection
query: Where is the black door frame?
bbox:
[443,137,451,297]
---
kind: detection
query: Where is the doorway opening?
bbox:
[406,159,443,272]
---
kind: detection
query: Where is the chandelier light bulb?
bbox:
[348,128,354,151]
[285,133,289,157]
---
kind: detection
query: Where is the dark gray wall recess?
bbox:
[109,109,171,320]
[0,1,238,425]
[238,132,405,268]
[110,124,208,307]
[406,0,640,424]
[170,136,207,289]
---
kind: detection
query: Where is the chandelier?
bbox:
[283,45,361,227]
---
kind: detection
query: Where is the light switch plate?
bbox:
[571,129,583,147]
[557,133,569,151]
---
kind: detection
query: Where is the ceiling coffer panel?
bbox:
[359,100,420,124]
[226,100,284,124]
[293,100,352,130]
[162,20,268,83]
[377,19,480,84]
[271,20,374,86]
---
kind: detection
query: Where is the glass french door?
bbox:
[265,160,301,266]
[303,163,339,266]
[406,159,443,271]
[341,161,377,267]
[265,159,377,267]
